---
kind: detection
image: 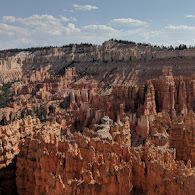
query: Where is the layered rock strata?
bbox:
[0,62,195,195]
[2,41,195,83]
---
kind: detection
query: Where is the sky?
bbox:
[1,0,195,49]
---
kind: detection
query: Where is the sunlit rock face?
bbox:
[0,41,195,194]
[16,116,133,195]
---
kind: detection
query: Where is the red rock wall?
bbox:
[16,117,132,195]
[0,66,195,194]
[131,142,195,195]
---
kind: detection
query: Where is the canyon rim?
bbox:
[0,41,195,194]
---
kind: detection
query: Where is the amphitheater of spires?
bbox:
[0,40,195,194]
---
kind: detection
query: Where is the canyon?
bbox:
[0,41,195,194]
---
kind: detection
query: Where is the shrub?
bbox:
[0,82,12,108]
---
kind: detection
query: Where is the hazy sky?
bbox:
[1,0,195,49]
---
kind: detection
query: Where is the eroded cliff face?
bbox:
[2,41,195,83]
[0,49,195,195]
[1,114,194,195]
[0,116,42,194]
[16,116,132,195]
[131,142,195,195]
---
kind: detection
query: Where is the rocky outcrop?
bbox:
[131,141,195,195]
[16,116,132,195]
[0,116,42,194]
[0,49,195,195]
[12,115,195,195]
[2,41,195,83]
[169,111,195,166]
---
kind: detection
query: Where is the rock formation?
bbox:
[16,116,132,195]
[1,41,195,83]
[0,41,195,194]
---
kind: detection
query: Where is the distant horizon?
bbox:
[0,39,193,53]
[1,0,195,49]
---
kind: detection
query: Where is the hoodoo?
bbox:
[0,41,195,194]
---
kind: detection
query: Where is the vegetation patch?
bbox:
[0,82,12,108]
